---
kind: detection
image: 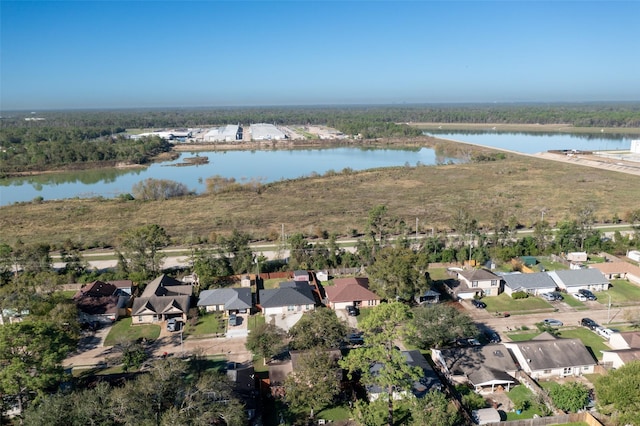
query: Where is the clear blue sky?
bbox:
[2,1,639,110]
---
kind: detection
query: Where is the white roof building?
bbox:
[205,124,240,142]
[250,123,286,141]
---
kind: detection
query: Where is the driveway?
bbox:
[335,308,359,329]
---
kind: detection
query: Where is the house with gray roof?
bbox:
[258,281,316,318]
[547,269,609,293]
[432,344,518,393]
[503,332,597,379]
[197,288,252,314]
[502,272,558,296]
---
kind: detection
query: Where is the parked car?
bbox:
[579,289,597,300]
[166,318,177,332]
[347,332,364,345]
[581,318,598,330]
[596,326,615,339]
[541,292,556,301]
[228,314,238,326]
[572,293,588,302]
[550,291,564,301]
[485,330,501,343]
[346,305,359,316]
[542,318,563,327]
[471,299,487,309]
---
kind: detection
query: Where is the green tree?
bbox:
[340,302,422,426]
[288,232,313,270]
[283,349,342,419]
[410,390,463,426]
[410,304,478,349]
[0,321,76,414]
[367,205,398,260]
[595,360,640,425]
[117,224,170,279]
[533,220,553,254]
[192,249,232,288]
[220,229,254,275]
[288,307,348,350]
[548,382,589,413]
[366,245,429,301]
[245,322,286,364]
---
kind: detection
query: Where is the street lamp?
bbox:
[607,293,612,323]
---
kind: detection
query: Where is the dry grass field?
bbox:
[2,136,639,248]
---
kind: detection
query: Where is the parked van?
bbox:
[596,326,614,339]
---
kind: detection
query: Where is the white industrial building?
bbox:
[631,140,640,154]
[205,124,240,142]
[249,123,286,141]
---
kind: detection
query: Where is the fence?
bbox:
[493,412,602,426]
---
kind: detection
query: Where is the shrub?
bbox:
[512,291,529,299]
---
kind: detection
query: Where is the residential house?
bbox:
[414,289,441,305]
[567,252,588,262]
[324,277,381,310]
[547,269,609,293]
[501,272,558,297]
[258,281,316,318]
[197,288,252,314]
[503,332,597,379]
[73,280,130,324]
[131,274,192,324]
[432,344,518,393]
[589,262,640,285]
[455,269,503,298]
[108,280,134,295]
[226,363,257,421]
[602,331,640,369]
[368,350,443,401]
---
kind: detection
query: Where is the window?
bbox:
[138,316,143,322]
[543,369,551,374]
[287,305,295,312]
[583,366,590,371]
[491,280,498,287]
[563,367,572,375]
[472,281,479,288]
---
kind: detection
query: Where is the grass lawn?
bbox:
[248,313,265,332]
[316,405,351,421]
[483,293,554,314]
[262,278,282,289]
[557,327,608,361]
[428,267,450,281]
[58,290,78,298]
[537,257,569,272]
[600,279,640,304]
[103,317,161,346]
[506,385,544,420]
[184,312,224,336]
[507,331,541,341]
[562,294,587,308]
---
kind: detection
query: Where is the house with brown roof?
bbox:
[324,277,381,310]
[73,280,130,324]
[503,332,597,379]
[131,274,192,324]
[455,269,503,298]
[589,262,640,285]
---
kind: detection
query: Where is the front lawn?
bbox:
[184,312,224,337]
[483,293,554,314]
[600,279,640,304]
[562,294,586,308]
[507,331,541,341]
[316,405,351,422]
[103,317,160,346]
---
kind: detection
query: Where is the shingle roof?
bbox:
[509,334,596,371]
[325,277,381,304]
[590,262,640,276]
[74,280,117,298]
[142,274,193,297]
[132,295,191,316]
[197,288,252,310]
[259,281,315,308]
[502,272,558,291]
[604,348,640,363]
[459,269,501,281]
[547,269,609,288]
[439,344,518,386]
[616,331,640,349]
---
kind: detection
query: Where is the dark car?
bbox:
[579,289,597,301]
[485,330,501,343]
[228,314,238,326]
[581,318,598,330]
[550,291,564,301]
[347,332,364,345]
[471,299,487,309]
[346,305,359,316]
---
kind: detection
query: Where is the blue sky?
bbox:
[1,1,639,110]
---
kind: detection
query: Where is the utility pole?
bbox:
[416,218,418,240]
[607,293,612,323]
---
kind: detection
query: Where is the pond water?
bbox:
[0,132,633,206]
[424,131,633,154]
[0,147,454,206]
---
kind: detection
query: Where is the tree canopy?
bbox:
[366,245,429,301]
[288,307,348,350]
[410,304,479,349]
[595,360,640,425]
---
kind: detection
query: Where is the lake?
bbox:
[0,132,633,206]
[0,147,456,206]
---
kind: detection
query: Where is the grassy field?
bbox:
[599,280,640,304]
[2,137,640,247]
[103,317,161,346]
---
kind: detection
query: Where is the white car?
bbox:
[573,293,588,301]
[596,326,615,339]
